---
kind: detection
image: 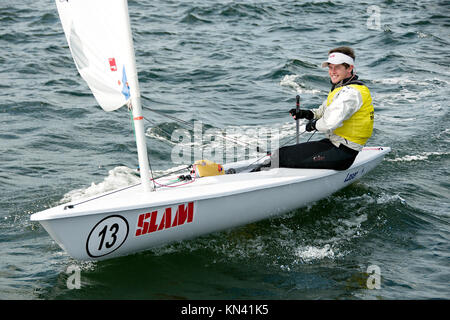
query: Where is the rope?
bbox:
[151,174,196,188]
[240,125,313,172]
[139,94,268,154]
[134,96,317,185]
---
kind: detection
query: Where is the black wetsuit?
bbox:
[270,138,359,171]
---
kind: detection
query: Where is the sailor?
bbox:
[257,46,374,171]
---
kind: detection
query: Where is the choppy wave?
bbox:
[280,74,322,95]
[388,151,450,162]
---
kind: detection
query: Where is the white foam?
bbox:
[280,74,321,94]
[294,244,336,262]
[60,166,140,203]
[388,151,449,162]
[373,76,450,86]
[375,194,406,205]
[372,77,428,86]
[59,163,197,204]
[436,128,450,142]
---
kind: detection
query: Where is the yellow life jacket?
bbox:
[326,84,374,145]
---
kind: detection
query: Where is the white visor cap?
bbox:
[321,52,355,68]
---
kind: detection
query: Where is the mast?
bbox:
[121,0,152,192]
[130,97,153,192]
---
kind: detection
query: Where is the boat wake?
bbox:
[141,189,403,270]
[59,166,140,204]
[294,244,337,263]
[59,164,193,204]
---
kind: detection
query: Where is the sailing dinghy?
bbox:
[30,0,390,261]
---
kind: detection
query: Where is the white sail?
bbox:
[56,0,139,111]
[56,0,152,191]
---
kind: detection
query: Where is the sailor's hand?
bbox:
[305,120,317,132]
[289,108,314,120]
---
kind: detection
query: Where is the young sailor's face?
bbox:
[328,63,353,84]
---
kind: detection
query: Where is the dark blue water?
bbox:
[1,0,449,300]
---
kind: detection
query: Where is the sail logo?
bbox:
[135,202,194,237]
[108,58,118,71]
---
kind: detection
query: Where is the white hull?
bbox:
[31,147,390,260]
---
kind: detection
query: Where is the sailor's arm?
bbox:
[315,87,363,133]
[311,100,327,119]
